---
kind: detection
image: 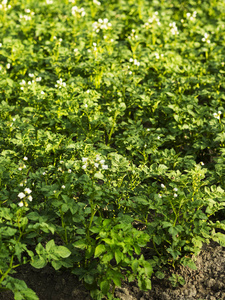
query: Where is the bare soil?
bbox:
[1,241,225,300]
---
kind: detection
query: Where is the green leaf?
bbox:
[94,244,106,258]
[102,252,114,264]
[142,260,153,277]
[168,226,179,236]
[100,280,110,294]
[155,271,165,279]
[131,259,139,273]
[35,243,45,255]
[1,226,17,237]
[73,239,87,250]
[212,232,225,247]
[46,239,55,252]
[115,249,123,264]
[181,257,197,270]
[31,257,47,269]
[134,244,141,255]
[162,221,172,228]
[55,246,71,258]
[84,274,95,285]
[3,277,38,300]
[109,270,122,287]
[51,260,63,270]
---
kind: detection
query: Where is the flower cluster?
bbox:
[129,58,140,67]
[127,29,138,40]
[169,22,179,35]
[144,12,161,27]
[186,11,197,21]
[19,9,35,21]
[0,0,11,10]
[81,155,108,171]
[92,18,112,33]
[55,78,66,88]
[202,33,210,44]
[19,76,42,90]
[155,52,164,59]
[213,111,222,119]
[93,0,101,5]
[72,6,86,17]
[18,187,32,207]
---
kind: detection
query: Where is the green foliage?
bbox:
[1,0,225,299]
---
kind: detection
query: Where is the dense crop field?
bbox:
[1,0,225,299]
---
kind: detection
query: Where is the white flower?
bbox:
[213,111,222,119]
[46,0,53,4]
[28,195,33,201]
[84,104,88,108]
[102,164,108,169]
[94,163,99,168]
[99,159,105,164]
[18,167,22,171]
[60,160,64,164]
[173,188,178,192]
[158,194,162,198]
[82,157,88,162]
[20,183,23,186]
[18,192,26,199]
[161,184,165,188]
[72,6,86,17]
[200,162,204,166]
[169,22,179,35]
[24,188,32,194]
[134,59,140,66]
[23,156,28,160]
[62,185,65,189]
[43,172,46,175]
[82,165,87,169]
[174,193,178,197]
[68,169,72,173]
[6,63,10,69]
[93,0,101,5]
[41,91,45,95]
[20,79,26,85]
[202,33,210,43]
[18,202,24,207]
[55,78,66,88]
